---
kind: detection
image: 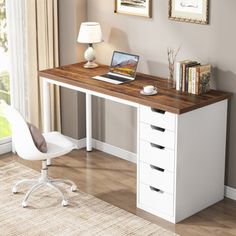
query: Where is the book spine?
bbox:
[182,64,186,92]
[188,68,192,94]
[175,62,181,91]
[195,68,200,95]
[185,66,189,92]
[179,67,182,91]
[192,68,195,94]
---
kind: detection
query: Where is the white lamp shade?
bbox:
[77,22,102,44]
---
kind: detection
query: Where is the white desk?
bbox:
[40,63,231,223]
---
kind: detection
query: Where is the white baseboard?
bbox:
[67,137,86,149]
[225,186,236,201]
[92,139,136,163]
[67,137,136,163]
[0,142,12,155]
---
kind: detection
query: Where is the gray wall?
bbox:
[59,0,87,139]
[59,0,236,188]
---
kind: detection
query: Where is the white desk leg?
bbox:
[42,78,52,165]
[86,93,92,151]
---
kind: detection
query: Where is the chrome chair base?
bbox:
[12,160,77,208]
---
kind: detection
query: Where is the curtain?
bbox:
[6,0,27,116]
[25,0,61,131]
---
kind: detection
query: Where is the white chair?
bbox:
[3,104,77,208]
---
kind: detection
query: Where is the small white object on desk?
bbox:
[140,85,158,96]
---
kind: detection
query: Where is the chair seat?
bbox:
[41,132,76,160]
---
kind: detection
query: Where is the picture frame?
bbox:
[114,0,152,18]
[169,0,209,24]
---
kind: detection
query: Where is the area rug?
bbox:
[0,162,178,236]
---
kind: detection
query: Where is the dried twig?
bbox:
[167,45,181,80]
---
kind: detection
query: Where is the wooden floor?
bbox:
[1,150,236,236]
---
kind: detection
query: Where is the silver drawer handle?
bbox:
[150,186,164,194]
[151,108,166,114]
[150,125,165,132]
[150,143,165,150]
[150,164,165,172]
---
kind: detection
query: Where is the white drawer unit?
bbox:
[41,61,230,225]
[140,122,175,150]
[140,105,176,131]
[137,101,228,223]
[139,140,175,172]
[139,183,174,216]
[139,162,174,194]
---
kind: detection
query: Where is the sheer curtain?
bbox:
[6,0,27,116]
[25,0,61,131]
[7,0,61,132]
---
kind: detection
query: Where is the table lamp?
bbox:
[77,22,102,68]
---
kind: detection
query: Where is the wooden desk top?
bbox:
[39,63,231,114]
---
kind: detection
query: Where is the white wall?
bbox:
[59,0,236,188]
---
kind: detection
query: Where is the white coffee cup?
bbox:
[143,85,156,94]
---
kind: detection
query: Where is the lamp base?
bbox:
[83,61,98,69]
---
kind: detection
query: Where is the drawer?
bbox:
[140,140,175,172]
[140,105,176,131]
[140,123,175,150]
[139,183,174,216]
[139,162,174,194]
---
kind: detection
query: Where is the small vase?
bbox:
[167,63,176,89]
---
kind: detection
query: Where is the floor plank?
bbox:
[1,149,236,236]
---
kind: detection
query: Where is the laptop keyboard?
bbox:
[101,74,130,83]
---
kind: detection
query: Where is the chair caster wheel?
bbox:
[12,187,18,194]
[62,199,68,207]
[71,185,77,192]
[22,201,27,208]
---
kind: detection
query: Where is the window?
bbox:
[0,0,11,142]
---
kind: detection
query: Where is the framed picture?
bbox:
[169,0,209,24]
[114,0,152,18]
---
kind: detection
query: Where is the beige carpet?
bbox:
[0,162,178,236]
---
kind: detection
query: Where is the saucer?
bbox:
[140,89,158,96]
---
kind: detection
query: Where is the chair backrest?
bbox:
[2,104,42,160]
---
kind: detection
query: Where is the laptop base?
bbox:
[92,74,132,84]
[92,76,122,84]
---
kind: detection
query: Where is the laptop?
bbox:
[92,51,139,84]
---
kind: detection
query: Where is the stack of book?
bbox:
[175,60,211,95]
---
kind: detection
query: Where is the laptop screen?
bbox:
[109,51,139,78]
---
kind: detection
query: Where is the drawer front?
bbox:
[140,162,174,194]
[139,183,174,216]
[139,140,175,172]
[140,123,175,150]
[140,105,176,131]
